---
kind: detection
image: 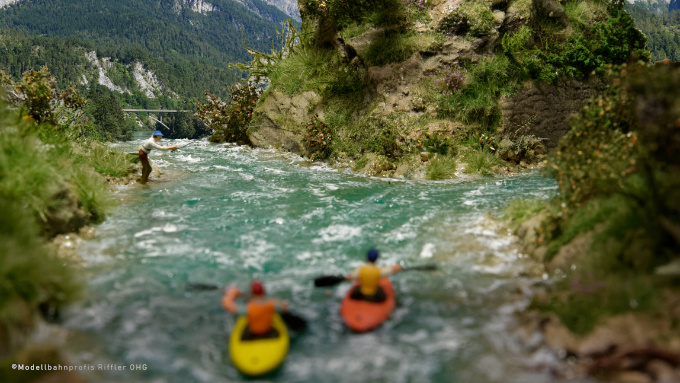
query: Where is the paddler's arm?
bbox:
[380,264,402,276]
[221,286,243,314]
[273,299,289,313]
[147,141,179,152]
[346,268,360,282]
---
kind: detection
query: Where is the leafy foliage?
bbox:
[539,4,648,82]
[303,115,335,160]
[1,66,136,141]
[434,65,468,95]
[230,19,301,85]
[437,56,521,131]
[155,112,210,140]
[438,1,495,37]
[3,66,85,124]
[420,132,457,156]
[195,82,261,145]
[542,62,680,270]
[358,117,405,160]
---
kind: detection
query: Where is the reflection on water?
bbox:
[63,139,585,382]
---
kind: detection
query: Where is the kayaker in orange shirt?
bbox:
[222,280,288,338]
[347,249,401,303]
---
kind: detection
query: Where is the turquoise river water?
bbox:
[61,138,591,383]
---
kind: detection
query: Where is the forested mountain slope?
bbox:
[0,0,295,99]
[626,1,680,61]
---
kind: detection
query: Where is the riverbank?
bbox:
[316,140,544,180]
[508,212,680,383]
[0,92,143,382]
[500,61,680,383]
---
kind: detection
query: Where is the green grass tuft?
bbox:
[436,56,521,131]
[462,149,503,176]
[426,155,457,180]
[503,198,547,227]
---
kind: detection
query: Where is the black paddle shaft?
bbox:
[313,265,438,287]
[313,275,346,287]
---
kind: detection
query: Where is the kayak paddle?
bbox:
[185,282,307,331]
[313,265,438,287]
[313,275,346,287]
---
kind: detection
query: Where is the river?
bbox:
[61,138,589,383]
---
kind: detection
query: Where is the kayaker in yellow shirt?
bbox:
[222,280,289,339]
[347,249,401,303]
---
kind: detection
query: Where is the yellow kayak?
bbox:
[229,314,289,375]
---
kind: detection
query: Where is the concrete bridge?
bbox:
[121,109,190,113]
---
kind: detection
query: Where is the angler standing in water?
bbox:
[138,131,178,184]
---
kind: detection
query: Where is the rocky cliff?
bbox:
[0,0,19,9]
[245,0,636,175]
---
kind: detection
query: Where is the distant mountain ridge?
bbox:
[0,0,300,19]
[628,0,670,13]
[0,0,298,100]
[626,0,680,61]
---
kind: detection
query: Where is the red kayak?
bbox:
[340,277,395,332]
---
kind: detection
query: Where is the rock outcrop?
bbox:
[500,77,606,149]
[250,90,321,155]
[251,0,607,162]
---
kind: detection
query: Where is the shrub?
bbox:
[420,131,457,156]
[503,198,546,228]
[497,116,547,163]
[303,116,335,161]
[434,65,468,95]
[438,8,471,35]
[196,82,261,145]
[0,101,116,231]
[362,31,417,66]
[437,56,521,130]
[361,118,405,160]
[438,1,495,37]
[0,198,82,353]
[541,62,680,278]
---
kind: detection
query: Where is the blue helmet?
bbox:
[367,248,379,262]
[153,130,163,137]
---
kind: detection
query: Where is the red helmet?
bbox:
[251,280,265,296]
